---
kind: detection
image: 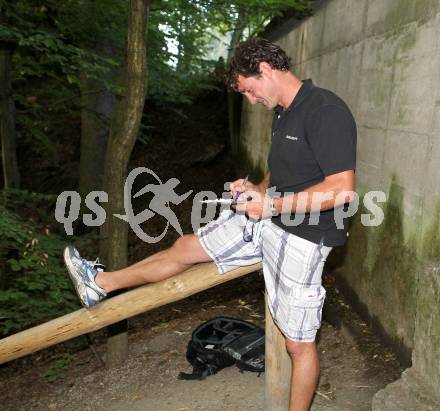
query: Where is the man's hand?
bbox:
[234,190,272,220]
[230,179,262,199]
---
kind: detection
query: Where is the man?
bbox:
[64,38,356,411]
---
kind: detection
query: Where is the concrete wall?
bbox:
[239,0,440,406]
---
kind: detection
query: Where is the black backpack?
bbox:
[178,317,265,380]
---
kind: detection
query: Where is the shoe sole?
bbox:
[64,246,90,308]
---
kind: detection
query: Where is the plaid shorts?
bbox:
[197,209,332,342]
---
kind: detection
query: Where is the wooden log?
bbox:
[0,262,262,365]
[264,291,292,411]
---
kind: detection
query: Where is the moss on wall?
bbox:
[370,0,439,34]
[369,180,418,353]
[413,261,440,397]
[332,178,421,364]
[422,201,440,259]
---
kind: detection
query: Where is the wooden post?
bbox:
[264,291,291,411]
[0,262,261,365]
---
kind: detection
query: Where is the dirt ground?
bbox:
[0,91,403,410]
[0,274,403,411]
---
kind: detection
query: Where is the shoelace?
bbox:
[84,257,107,296]
[86,257,105,272]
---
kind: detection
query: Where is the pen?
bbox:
[199,198,249,204]
[235,175,249,200]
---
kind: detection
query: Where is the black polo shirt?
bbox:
[268,79,357,246]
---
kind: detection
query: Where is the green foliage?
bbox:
[1,188,59,227]
[1,0,124,191]
[0,191,79,336]
[2,0,312,173]
[1,1,119,87]
[146,0,312,102]
[212,0,311,39]
[43,354,72,382]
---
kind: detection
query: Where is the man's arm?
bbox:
[273,169,355,214]
[236,170,355,219]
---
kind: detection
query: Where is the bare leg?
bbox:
[96,234,212,293]
[286,339,319,411]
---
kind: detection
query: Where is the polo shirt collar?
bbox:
[274,79,314,114]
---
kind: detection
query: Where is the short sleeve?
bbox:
[306,104,357,177]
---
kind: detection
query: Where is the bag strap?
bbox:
[178,364,218,380]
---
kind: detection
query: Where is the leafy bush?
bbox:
[43,353,72,382]
[0,198,79,336]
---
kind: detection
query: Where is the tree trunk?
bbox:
[227,11,246,157]
[226,11,245,64]
[99,0,150,367]
[176,13,189,73]
[78,0,118,200]
[0,46,20,189]
[79,69,113,199]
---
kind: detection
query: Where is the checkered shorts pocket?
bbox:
[287,286,326,340]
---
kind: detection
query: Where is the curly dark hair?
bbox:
[225,38,291,91]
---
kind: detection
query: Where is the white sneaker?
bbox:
[63,246,107,308]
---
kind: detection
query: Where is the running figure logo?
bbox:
[114,167,192,243]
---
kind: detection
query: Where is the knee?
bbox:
[169,234,203,264]
[285,339,315,358]
[168,234,211,266]
[171,234,194,254]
